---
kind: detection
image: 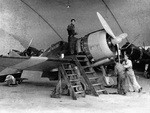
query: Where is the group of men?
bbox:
[114,54,142,95]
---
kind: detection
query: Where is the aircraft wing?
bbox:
[0,56,73,76]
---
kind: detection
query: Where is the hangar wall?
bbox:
[0,0,150,55]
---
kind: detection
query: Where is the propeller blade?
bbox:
[96,12,116,39]
[111,33,128,45]
[113,33,128,62]
[96,12,127,63]
[112,38,122,45]
[116,33,128,40]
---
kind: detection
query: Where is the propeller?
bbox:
[96,12,128,45]
[96,12,128,62]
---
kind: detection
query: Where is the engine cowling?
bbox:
[76,30,117,62]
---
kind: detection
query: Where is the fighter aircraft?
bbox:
[0,12,127,83]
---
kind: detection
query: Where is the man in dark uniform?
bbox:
[67,19,78,55]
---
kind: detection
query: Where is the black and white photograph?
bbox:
[0,0,150,113]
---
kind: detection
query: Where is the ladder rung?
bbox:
[96,89,105,93]
[64,68,73,70]
[76,55,86,58]
[70,79,80,82]
[85,71,95,74]
[88,77,99,80]
[92,83,102,86]
[67,74,77,76]
[71,85,82,88]
[75,91,85,94]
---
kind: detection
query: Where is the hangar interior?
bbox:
[0,0,150,113]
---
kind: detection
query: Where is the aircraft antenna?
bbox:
[20,0,64,41]
[101,0,129,42]
[27,38,33,49]
[143,42,146,50]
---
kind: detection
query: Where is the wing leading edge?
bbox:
[0,56,73,75]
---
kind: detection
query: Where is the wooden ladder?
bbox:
[59,63,85,100]
[73,55,106,96]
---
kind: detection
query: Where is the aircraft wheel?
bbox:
[146,73,150,79]
[144,71,148,78]
[144,71,150,79]
[19,80,23,84]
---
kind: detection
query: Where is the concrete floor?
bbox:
[0,71,150,113]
